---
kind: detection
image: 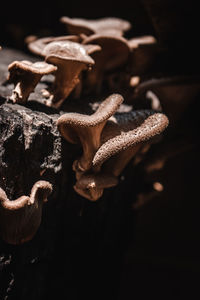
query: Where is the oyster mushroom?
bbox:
[0,180,52,245]
[128,35,157,75]
[82,34,130,93]
[57,93,124,175]
[7,60,57,104]
[43,40,95,108]
[74,110,168,201]
[60,16,131,36]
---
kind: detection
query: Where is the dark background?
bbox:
[1,0,200,299]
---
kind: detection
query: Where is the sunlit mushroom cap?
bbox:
[43,40,95,65]
[8,60,57,77]
[128,35,157,49]
[57,93,124,144]
[60,16,131,36]
[27,35,80,57]
[92,110,169,168]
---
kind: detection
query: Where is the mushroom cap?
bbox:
[60,16,131,36]
[27,35,80,57]
[43,40,95,65]
[57,93,124,143]
[8,60,57,76]
[82,34,130,70]
[92,110,169,168]
[128,35,157,49]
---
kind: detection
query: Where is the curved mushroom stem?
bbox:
[0,180,52,245]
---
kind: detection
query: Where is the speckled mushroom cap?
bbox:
[82,34,130,71]
[27,35,80,57]
[57,93,124,144]
[92,110,169,168]
[0,180,52,245]
[60,16,131,36]
[8,60,57,77]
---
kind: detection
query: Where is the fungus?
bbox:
[74,110,168,201]
[0,180,52,245]
[7,60,57,104]
[82,34,130,93]
[74,173,118,201]
[43,40,95,108]
[57,93,123,174]
[60,16,131,36]
[128,35,157,75]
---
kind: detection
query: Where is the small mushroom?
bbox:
[57,93,124,174]
[0,180,52,245]
[26,35,80,57]
[60,16,131,36]
[7,60,57,104]
[74,173,118,201]
[82,34,130,93]
[128,35,157,75]
[43,40,95,108]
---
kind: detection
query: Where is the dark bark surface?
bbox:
[0,45,200,299]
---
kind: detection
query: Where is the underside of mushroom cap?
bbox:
[92,110,169,168]
[82,34,130,70]
[57,93,124,143]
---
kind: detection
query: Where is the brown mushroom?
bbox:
[128,35,157,75]
[43,40,95,108]
[74,173,118,201]
[0,180,52,245]
[7,60,57,104]
[57,93,124,175]
[75,110,168,201]
[60,16,131,36]
[82,33,130,93]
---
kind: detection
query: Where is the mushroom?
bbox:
[0,180,52,245]
[82,34,130,93]
[74,110,168,201]
[128,35,157,75]
[26,35,80,57]
[57,93,123,175]
[7,60,57,104]
[60,16,131,36]
[43,40,95,108]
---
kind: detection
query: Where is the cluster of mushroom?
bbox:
[0,16,169,245]
[7,16,158,108]
[57,93,169,201]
